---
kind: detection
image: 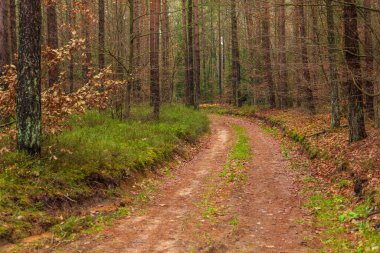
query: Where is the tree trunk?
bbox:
[98,0,105,69]
[326,0,340,128]
[9,0,17,64]
[343,0,366,142]
[187,0,195,106]
[193,0,201,109]
[161,0,171,103]
[363,0,374,120]
[244,0,255,104]
[67,0,75,92]
[0,0,10,70]
[278,0,289,108]
[17,0,42,155]
[262,1,275,108]
[132,0,142,102]
[47,0,59,87]
[81,0,91,83]
[230,0,241,107]
[298,0,316,114]
[123,0,134,119]
[217,1,222,100]
[150,0,160,119]
[181,0,191,105]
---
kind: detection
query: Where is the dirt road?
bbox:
[54,115,313,253]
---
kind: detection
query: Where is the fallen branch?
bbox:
[0,120,15,129]
[307,125,348,138]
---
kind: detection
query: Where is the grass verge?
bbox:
[0,105,209,245]
[219,125,251,183]
[200,104,257,117]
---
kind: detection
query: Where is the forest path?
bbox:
[54,115,312,253]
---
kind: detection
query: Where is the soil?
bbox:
[47,115,315,252]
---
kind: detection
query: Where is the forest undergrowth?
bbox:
[0,105,209,246]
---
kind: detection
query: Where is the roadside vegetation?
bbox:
[202,104,380,252]
[0,105,209,245]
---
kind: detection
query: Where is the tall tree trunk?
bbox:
[161,0,171,103]
[98,0,105,69]
[217,1,222,100]
[298,0,316,114]
[230,0,241,107]
[193,0,201,108]
[0,0,10,71]
[244,0,255,104]
[292,1,301,107]
[363,0,374,120]
[326,0,340,128]
[47,0,59,87]
[150,0,160,118]
[187,0,195,106]
[81,0,91,83]
[67,0,75,92]
[17,0,42,155]
[343,0,366,142]
[132,0,142,102]
[9,0,17,64]
[181,0,191,104]
[123,0,134,119]
[278,0,289,108]
[262,0,275,108]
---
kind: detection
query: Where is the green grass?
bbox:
[0,105,209,244]
[220,125,251,183]
[201,104,257,117]
[306,193,380,252]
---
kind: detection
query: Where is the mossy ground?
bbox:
[0,105,209,244]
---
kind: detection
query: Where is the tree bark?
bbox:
[161,0,171,103]
[244,0,255,104]
[81,0,91,83]
[9,0,17,64]
[150,0,161,119]
[98,0,105,69]
[181,0,191,105]
[0,0,10,70]
[187,0,195,106]
[363,0,374,120]
[298,0,316,114]
[326,0,340,128]
[278,0,289,108]
[122,0,135,119]
[193,0,201,108]
[47,0,59,87]
[67,0,75,92]
[217,1,222,100]
[262,1,275,108]
[132,0,142,102]
[343,0,366,142]
[17,0,42,155]
[231,0,241,107]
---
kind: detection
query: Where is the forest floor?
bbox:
[45,115,316,253]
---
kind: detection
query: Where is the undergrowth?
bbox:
[0,105,209,244]
[305,192,380,252]
[200,104,257,117]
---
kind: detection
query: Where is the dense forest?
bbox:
[1,0,380,251]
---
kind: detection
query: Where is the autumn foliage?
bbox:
[0,39,128,151]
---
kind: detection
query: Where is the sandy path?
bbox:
[53,115,312,253]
